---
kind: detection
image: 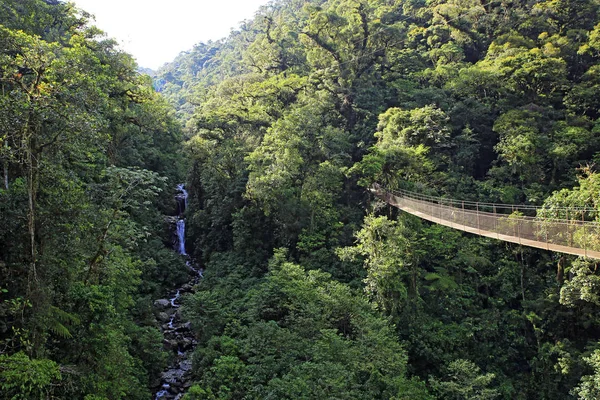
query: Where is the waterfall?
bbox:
[176,220,186,255]
[175,184,188,256]
[176,183,188,212]
[182,187,188,209]
[154,183,198,400]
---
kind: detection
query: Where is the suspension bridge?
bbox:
[371,185,600,259]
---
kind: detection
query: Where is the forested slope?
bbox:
[3,0,600,398]
[155,0,600,398]
[0,1,187,398]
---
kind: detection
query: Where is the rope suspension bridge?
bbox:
[371,185,600,259]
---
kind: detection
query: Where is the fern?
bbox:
[47,306,80,339]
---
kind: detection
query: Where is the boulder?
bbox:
[180,284,193,292]
[157,312,171,323]
[162,339,177,350]
[165,308,177,317]
[176,322,191,332]
[154,299,170,308]
[180,338,193,350]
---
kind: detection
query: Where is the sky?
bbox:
[70,0,271,70]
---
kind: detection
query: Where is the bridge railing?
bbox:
[373,186,600,258]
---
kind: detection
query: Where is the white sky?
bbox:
[69,0,271,70]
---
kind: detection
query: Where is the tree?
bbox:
[338,215,423,315]
[0,2,183,397]
[573,349,600,400]
[430,359,499,400]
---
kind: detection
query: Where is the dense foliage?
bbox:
[154,0,600,398]
[0,0,186,398]
[4,0,600,398]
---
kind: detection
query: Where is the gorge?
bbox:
[3,0,600,399]
[155,184,200,399]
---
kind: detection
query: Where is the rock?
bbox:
[161,367,186,384]
[162,339,178,350]
[154,299,170,308]
[180,337,193,350]
[165,308,177,317]
[165,216,178,224]
[180,284,193,292]
[176,322,191,332]
[157,312,171,322]
[165,326,179,334]
[180,360,193,372]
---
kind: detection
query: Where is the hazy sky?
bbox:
[70,0,271,70]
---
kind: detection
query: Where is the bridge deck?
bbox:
[372,188,600,259]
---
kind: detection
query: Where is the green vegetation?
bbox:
[158,0,600,398]
[0,0,185,397]
[3,0,600,398]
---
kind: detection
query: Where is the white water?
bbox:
[186,261,203,278]
[167,314,175,330]
[175,184,188,256]
[170,290,181,308]
[176,219,186,255]
[155,184,197,400]
[176,183,188,210]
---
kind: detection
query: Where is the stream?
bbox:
[154,184,202,399]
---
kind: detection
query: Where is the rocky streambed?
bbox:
[153,184,202,399]
[153,264,203,399]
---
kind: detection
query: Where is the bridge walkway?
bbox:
[371,186,600,259]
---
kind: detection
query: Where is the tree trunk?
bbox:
[27,137,37,284]
[3,159,7,190]
[22,109,38,286]
[557,255,566,285]
[3,141,8,190]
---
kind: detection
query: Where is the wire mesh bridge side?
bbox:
[371,186,600,259]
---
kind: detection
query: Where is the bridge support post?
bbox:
[476,203,480,234]
[512,206,517,238]
[431,199,434,220]
[584,211,587,258]
[568,210,572,247]
[494,205,499,239]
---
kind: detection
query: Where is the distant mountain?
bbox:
[153,40,226,121]
[138,66,156,77]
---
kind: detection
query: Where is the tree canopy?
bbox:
[4,0,600,398]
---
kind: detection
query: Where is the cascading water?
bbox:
[176,220,186,255]
[155,184,202,400]
[175,184,188,256]
[176,183,188,212]
[170,290,181,308]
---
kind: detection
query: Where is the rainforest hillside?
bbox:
[157,0,600,398]
[3,0,600,399]
[0,0,187,398]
